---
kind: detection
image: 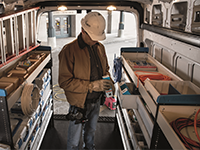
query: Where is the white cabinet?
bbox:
[116,47,200,150]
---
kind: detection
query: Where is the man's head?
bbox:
[81,12,106,45]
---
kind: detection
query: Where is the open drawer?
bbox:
[156,104,200,150]
[121,48,182,116]
[121,53,182,88]
[117,82,139,108]
[117,84,154,148]
[144,80,200,104]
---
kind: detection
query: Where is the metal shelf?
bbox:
[121,50,200,150]
[28,104,53,150]
[7,52,51,111]
[116,105,131,150]
[13,90,52,149]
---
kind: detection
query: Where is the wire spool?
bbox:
[21,83,40,117]
[53,84,67,101]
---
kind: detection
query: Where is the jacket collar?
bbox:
[78,33,87,49]
[77,33,99,49]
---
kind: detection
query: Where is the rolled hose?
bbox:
[21,83,40,117]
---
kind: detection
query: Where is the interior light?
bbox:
[107,5,116,11]
[58,5,67,11]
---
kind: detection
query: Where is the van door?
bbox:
[54,15,71,38]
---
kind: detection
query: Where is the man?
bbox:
[58,12,115,150]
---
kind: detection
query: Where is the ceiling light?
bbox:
[58,5,67,11]
[107,5,116,11]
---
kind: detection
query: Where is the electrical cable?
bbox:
[134,71,171,88]
[194,109,200,143]
[170,117,200,149]
[53,84,67,101]
[21,83,40,117]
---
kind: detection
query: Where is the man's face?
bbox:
[82,29,97,46]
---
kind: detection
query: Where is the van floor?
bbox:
[40,116,124,150]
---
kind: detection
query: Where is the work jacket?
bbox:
[58,37,110,108]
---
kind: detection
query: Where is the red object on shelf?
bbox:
[104,97,117,110]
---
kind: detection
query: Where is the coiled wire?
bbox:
[170,110,200,149]
[21,83,40,117]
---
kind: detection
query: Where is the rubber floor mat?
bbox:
[54,115,115,123]
[53,114,67,120]
[98,116,115,123]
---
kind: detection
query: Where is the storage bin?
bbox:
[121,94,153,148]
[0,77,20,90]
[144,80,200,103]
[118,82,139,108]
[0,82,14,96]
[157,104,200,150]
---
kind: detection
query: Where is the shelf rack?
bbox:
[119,47,200,149]
[0,7,54,150]
[0,7,39,69]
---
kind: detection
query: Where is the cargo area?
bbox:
[0,0,200,150]
[40,31,135,149]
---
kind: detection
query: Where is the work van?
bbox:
[0,0,200,149]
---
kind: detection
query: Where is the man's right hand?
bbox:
[89,79,113,92]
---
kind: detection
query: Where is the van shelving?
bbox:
[0,0,200,149]
[0,7,53,150]
[118,47,200,149]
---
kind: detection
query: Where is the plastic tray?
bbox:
[144,80,200,103]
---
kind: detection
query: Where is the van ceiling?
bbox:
[1,0,148,26]
[0,0,152,8]
[24,0,152,7]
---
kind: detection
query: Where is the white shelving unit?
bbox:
[0,7,53,150]
[119,47,200,149]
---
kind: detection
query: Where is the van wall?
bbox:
[143,0,200,87]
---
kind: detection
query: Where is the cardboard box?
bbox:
[0,82,14,95]
[0,77,20,90]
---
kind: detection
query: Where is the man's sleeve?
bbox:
[58,45,90,93]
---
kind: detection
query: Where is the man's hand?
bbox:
[88,79,114,92]
[66,106,88,124]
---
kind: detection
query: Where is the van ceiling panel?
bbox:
[23,0,152,7]
[33,0,145,26]
[33,0,142,7]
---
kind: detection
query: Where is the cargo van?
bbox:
[0,0,200,149]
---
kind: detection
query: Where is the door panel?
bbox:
[55,17,61,36]
[154,45,175,71]
[54,15,71,38]
[175,54,192,81]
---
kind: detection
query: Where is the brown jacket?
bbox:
[58,38,110,108]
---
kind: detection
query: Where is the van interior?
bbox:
[0,0,200,150]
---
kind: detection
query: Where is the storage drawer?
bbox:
[117,82,139,109]
[117,95,153,148]
[144,80,200,103]
[156,105,200,150]
[121,54,182,88]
